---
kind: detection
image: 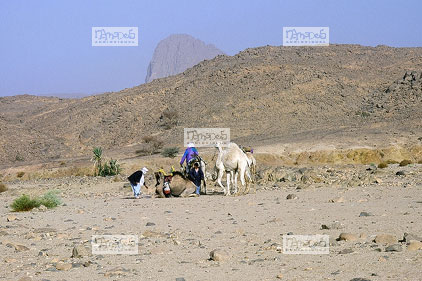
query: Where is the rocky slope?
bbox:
[145,34,225,83]
[1,44,422,167]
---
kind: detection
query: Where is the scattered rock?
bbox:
[374,234,397,245]
[6,215,17,222]
[146,222,156,226]
[338,233,358,242]
[396,171,406,176]
[210,249,229,262]
[7,243,30,252]
[350,279,371,281]
[33,227,57,233]
[72,245,89,258]
[321,221,344,230]
[401,233,422,242]
[17,277,32,281]
[286,194,298,200]
[359,212,373,217]
[385,244,402,252]
[407,241,422,251]
[38,205,48,212]
[142,230,166,238]
[329,197,344,203]
[339,248,354,254]
[104,267,130,277]
[56,262,72,271]
[276,274,283,279]
[176,278,186,281]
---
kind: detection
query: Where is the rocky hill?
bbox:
[145,34,225,83]
[1,44,422,168]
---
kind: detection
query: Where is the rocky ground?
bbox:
[1,163,422,281]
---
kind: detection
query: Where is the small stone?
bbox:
[374,178,382,184]
[176,278,186,281]
[4,257,17,263]
[38,205,48,212]
[286,194,298,200]
[396,171,405,176]
[322,221,344,230]
[56,262,72,271]
[276,274,283,279]
[359,212,373,217]
[402,233,422,242]
[72,245,89,258]
[38,250,49,256]
[146,222,156,226]
[13,244,30,252]
[210,249,229,261]
[329,197,344,203]
[6,215,17,222]
[339,248,354,254]
[18,277,32,281]
[338,233,358,242]
[407,241,422,251]
[385,244,402,252]
[104,267,129,277]
[374,234,397,245]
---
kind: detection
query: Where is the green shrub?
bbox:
[98,159,121,176]
[161,147,179,158]
[11,191,62,212]
[399,159,412,167]
[0,182,8,193]
[418,159,422,164]
[38,190,62,209]
[378,162,388,169]
[386,159,399,164]
[11,194,40,212]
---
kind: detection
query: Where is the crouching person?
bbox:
[127,167,149,199]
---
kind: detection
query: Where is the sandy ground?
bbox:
[1,165,422,281]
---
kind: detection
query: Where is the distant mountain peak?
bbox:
[145,34,225,83]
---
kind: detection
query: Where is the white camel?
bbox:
[215,142,252,195]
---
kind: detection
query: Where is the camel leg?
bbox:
[226,172,231,196]
[216,166,227,195]
[244,168,251,194]
[233,171,239,195]
[201,160,207,195]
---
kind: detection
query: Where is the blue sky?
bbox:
[0,0,421,97]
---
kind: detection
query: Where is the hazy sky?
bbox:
[0,0,421,97]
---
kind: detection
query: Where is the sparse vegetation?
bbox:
[161,108,179,129]
[98,159,121,177]
[91,147,121,176]
[11,194,40,211]
[386,159,399,164]
[137,135,164,155]
[355,111,370,118]
[418,159,422,164]
[92,147,103,175]
[161,147,179,158]
[11,191,62,212]
[38,190,62,209]
[142,135,155,143]
[15,154,24,162]
[399,159,412,166]
[0,182,8,193]
[17,171,25,178]
[378,162,388,169]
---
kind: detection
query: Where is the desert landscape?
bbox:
[1,42,422,280]
[2,0,422,274]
